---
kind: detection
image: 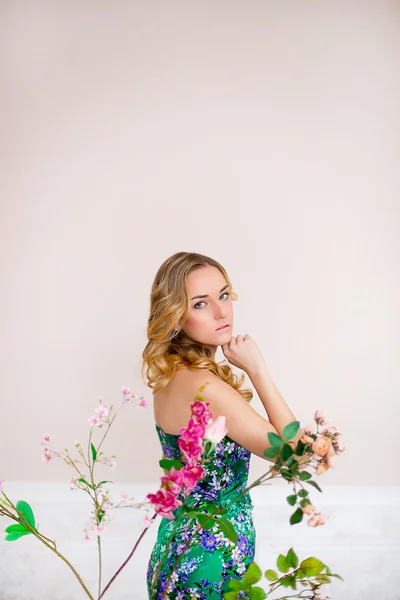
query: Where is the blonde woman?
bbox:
[142,252,299,599]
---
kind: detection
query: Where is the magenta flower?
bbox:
[161,467,184,495]
[178,438,203,466]
[146,488,182,520]
[180,465,205,494]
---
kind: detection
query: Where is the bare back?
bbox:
[153,367,213,435]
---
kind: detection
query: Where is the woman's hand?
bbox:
[221,334,267,376]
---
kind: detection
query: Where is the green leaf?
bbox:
[227,578,247,591]
[159,458,181,471]
[282,421,300,442]
[5,529,32,541]
[277,554,290,573]
[280,574,295,587]
[16,501,35,529]
[330,573,345,581]
[264,447,278,459]
[249,586,268,599]
[299,498,311,508]
[294,440,306,456]
[204,503,226,516]
[264,569,279,581]
[267,432,283,449]
[299,471,312,481]
[316,575,331,584]
[217,517,237,544]
[281,444,294,461]
[307,480,323,493]
[96,480,110,489]
[91,443,97,462]
[298,489,308,498]
[243,562,262,585]
[280,469,293,481]
[300,557,326,577]
[287,547,299,569]
[224,592,241,600]
[197,514,216,530]
[5,524,29,534]
[77,478,94,490]
[289,507,304,525]
[286,494,297,506]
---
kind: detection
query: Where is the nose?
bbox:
[214,302,228,321]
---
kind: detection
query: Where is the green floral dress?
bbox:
[146,425,256,599]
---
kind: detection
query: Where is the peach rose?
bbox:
[316,461,329,476]
[301,434,315,445]
[307,512,328,527]
[312,435,333,457]
[302,503,315,515]
[326,449,335,469]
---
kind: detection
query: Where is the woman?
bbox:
[142,252,299,599]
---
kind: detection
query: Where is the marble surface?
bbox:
[0,483,399,599]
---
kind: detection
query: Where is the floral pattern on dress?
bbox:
[146,426,256,599]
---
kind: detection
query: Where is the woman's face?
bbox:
[181,265,233,348]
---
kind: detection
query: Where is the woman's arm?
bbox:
[247,364,303,447]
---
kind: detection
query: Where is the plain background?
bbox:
[1,0,399,489]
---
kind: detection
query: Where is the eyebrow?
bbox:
[191,284,229,301]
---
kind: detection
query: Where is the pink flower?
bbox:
[326,452,335,469]
[139,398,148,408]
[191,401,207,417]
[180,465,205,494]
[178,438,203,466]
[180,418,205,440]
[161,467,184,495]
[143,516,153,528]
[204,416,228,444]
[96,524,105,535]
[121,385,131,395]
[312,436,333,458]
[307,512,329,527]
[121,492,129,500]
[146,488,182,519]
[333,434,345,453]
[303,424,315,435]
[95,405,109,419]
[314,411,330,426]
[42,433,50,442]
[88,415,100,427]
[322,426,337,435]
[316,461,329,476]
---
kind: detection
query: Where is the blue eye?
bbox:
[194,292,230,309]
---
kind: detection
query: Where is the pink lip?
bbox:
[216,324,230,331]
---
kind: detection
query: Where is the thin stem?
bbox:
[98,512,157,600]
[3,504,95,600]
[97,536,102,599]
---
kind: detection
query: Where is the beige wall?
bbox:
[1,1,399,486]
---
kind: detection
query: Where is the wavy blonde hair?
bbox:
[141,252,253,402]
